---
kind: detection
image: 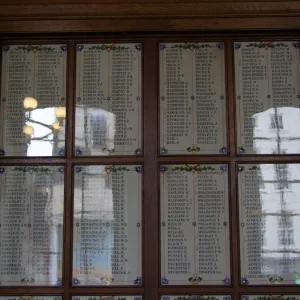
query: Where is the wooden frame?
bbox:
[0,32,300,300]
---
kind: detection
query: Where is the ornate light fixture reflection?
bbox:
[23,97,38,110]
[23,125,34,136]
[55,107,66,118]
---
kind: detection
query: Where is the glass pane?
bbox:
[160,164,230,285]
[75,43,142,156]
[162,296,231,300]
[241,297,300,300]
[238,163,300,285]
[72,165,142,286]
[73,296,142,300]
[235,41,300,155]
[0,297,62,300]
[159,42,227,155]
[0,166,64,286]
[0,44,67,157]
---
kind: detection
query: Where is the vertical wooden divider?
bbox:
[143,38,159,300]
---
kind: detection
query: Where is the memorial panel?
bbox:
[161,296,231,300]
[235,41,300,155]
[75,43,142,156]
[72,165,142,286]
[159,42,227,155]
[73,296,142,300]
[0,165,64,286]
[0,297,62,300]
[238,163,300,285]
[241,296,300,300]
[0,44,67,157]
[160,164,230,285]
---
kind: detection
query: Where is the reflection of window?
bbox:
[277,212,294,246]
[274,164,289,190]
[270,114,283,129]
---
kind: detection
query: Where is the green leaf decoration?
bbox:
[89,44,130,51]
[171,42,213,49]
[105,166,130,174]
[172,164,215,173]
[246,42,288,49]
[249,165,261,170]
[15,45,56,52]
[11,166,51,173]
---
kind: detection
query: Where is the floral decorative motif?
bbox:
[105,166,130,174]
[21,278,34,283]
[238,147,246,154]
[60,45,67,52]
[219,146,227,154]
[76,148,83,156]
[134,276,142,285]
[269,275,284,284]
[102,148,115,154]
[162,222,166,227]
[171,42,213,50]
[135,166,143,173]
[235,43,241,50]
[134,148,143,155]
[222,277,230,285]
[220,165,227,172]
[172,165,215,173]
[0,149,6,156]
[246,42,288,49]
[160,166,168,173]
[216,43,224,50]
[160,147,168,154]
[238,166,245,173]
[59,147,65,156]
[19,297,33,300]
[187,145,200,153]
[3,45,10,52]
[223,221,228,226]
[58,167,64,174]
[241,222,245,227]
[100,274,114,283]
[160,44,166,50]
[241,277,249,285]
[249,165,261,171]
[162,297,170,300]
[54,297,61,300]
[89,44,129,51]
[135,44,142,51]
[241,297,249,300]
[77,45,84,52]
[161,277,169,285]
[0,168,5,175]
[75,166,83,173]
[72,277,80,285]
[16,45,56,52]
[293,42,300,49]
[188,274,202,284]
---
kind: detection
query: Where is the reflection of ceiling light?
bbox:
[23,125,34,136]
[51,122,61,130]
[55,107,66,118]
[24,97,38,109]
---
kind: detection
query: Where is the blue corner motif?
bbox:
[60,45,67,52]
[160,166,168,173]
[162,297,170,300]
[238,166,245,173]
[135,166,143,174]
[160,44,166,51]
[134,297,142,300]
[72,277,80,285]
[241,277,249,285]
[77,45,84,52]
[216,43,224,50]
[223,297,231,300]
[161,277,169,285]
[220,165,228,172]
[58,148,65,156]
[134,148,143,155]
[0,168,5,175]
[56,278,63,286]
[0,149,6,156]
[222,277,231,285]
[75,166,83,173]
[238,146,246,154]
[219,146,227,154]
[58,167,64,174]
[235,43,241,50]
[3,45,10,52]
[293,42,300,49]
[160,147,168,155]
[135,44,142,51]
[134,276,142,285]
[76,148,83,156]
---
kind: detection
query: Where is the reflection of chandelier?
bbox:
[23,96,38,109]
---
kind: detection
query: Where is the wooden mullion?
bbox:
[143,37,159,300]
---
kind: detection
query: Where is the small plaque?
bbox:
[159,42,227,155]
[72,165,142,286]
[0,166,64,286]
[238,164,300,285]
[160,164,230,285]
[161,296,231,300]
[235,41,300,155]
[73,296,142,300]
[75,43,142,156]
[0,44,67,157]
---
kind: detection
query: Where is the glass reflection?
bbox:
[0,166,64,286]
[0,44,67,157]
[239,163,300,284]
[72,165,142,286]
